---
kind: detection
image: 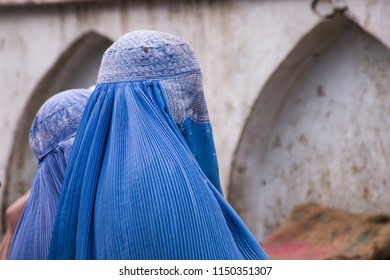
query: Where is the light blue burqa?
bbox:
[8,89,91,260]
[49,31,269,260]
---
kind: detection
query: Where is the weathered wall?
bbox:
[1,0,390,241]
[230,15,390,240]
[0,0,99,5]
[0,0,321,232]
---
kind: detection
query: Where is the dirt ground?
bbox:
[261,203,390,259]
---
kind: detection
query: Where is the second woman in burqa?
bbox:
[8,89,91,259]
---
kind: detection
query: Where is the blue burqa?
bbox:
[8,89,91,259]
[49,30,269,260]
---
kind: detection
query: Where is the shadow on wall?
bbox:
[229,14,390,242]
[0,31,113,233]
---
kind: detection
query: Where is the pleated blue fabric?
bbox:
[48,30,269,260]
[8,89,91,260]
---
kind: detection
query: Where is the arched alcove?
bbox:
[1,31,113,232]
[229,15,390,242]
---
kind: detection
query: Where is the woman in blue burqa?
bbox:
[49,30,269,260]
[8,89,91,259]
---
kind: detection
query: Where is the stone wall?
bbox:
[1,0,390,240]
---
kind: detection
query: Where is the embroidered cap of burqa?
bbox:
[49,30,269,260]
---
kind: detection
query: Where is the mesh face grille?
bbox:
[160,73,209,125]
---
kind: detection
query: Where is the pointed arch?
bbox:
[228,15,390,241]
[1,31,113,232]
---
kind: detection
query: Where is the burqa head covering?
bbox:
[49,30,269,260]
[8,89,91,259]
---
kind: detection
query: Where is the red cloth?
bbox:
[0,231,12,260]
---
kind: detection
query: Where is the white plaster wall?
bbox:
[0,0,320,207]
[332,0,390,50]
[2,0,390,239]
[231,17,390,241]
